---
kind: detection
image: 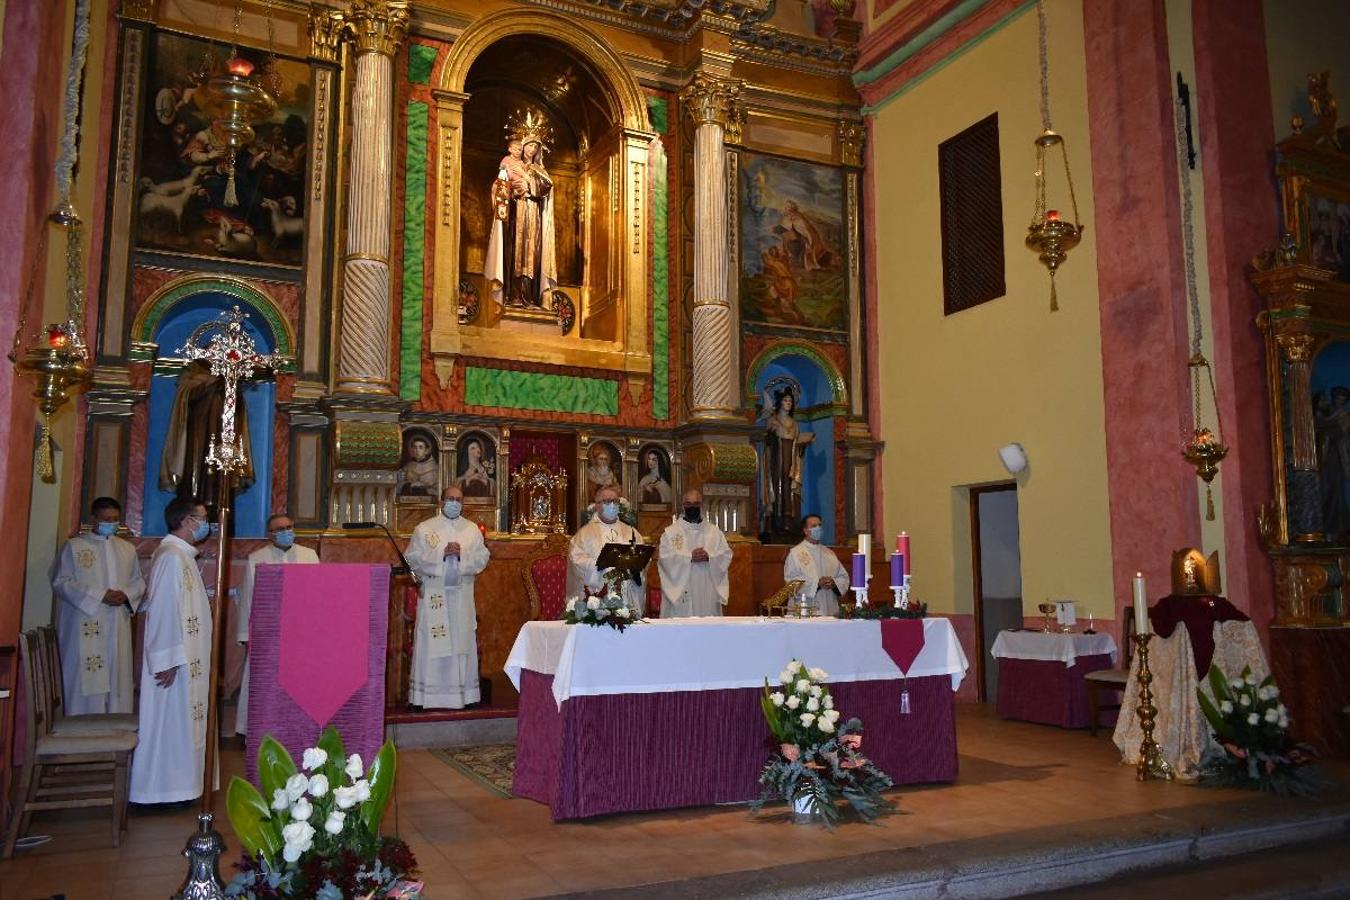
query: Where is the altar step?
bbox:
[386,707,517,749]
[549,793,1350,899]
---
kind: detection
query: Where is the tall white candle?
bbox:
[1132,572,1149,635]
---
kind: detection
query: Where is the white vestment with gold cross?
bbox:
[657,517,732,618]
[783,539,850,618]
[51,532,146,714]
[130,533,214,803]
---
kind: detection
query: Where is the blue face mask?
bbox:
[191,518,211,543]
[601,501,620,521]
[94,521,119,537]
[273,529,295,549]
[442,500,463,519]
[807,525,823,542]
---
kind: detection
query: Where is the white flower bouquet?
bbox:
[754,659,893,827]
[224,727,420,899]
[562,588,642,632]
[1196,665,1322,796]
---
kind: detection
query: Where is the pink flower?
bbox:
[841,734,863,751]
[780,743,800,762]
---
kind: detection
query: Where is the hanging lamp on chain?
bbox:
[1173,97,1228,519]
[192,0,279,207]
[1024,0,1084,312]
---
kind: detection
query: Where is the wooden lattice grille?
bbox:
[939,113,1006,315]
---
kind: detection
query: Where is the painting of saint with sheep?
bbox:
[136,32,309,268]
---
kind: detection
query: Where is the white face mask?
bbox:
[807,525,823,542]
[442,500,463,519]
[600,501,619,522]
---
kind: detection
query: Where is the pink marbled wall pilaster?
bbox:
[1084,0,1202,629]
[863,116,884,537]
[1192,0,1279,636]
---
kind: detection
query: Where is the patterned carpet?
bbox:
[428,743,516,799]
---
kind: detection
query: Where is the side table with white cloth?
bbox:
[505,616,969,820]
[990,631,1118,729]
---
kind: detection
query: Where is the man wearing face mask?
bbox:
[130,497,215,804]
[567,486,647,616]
[783,513,849,617]
[51,497,147,715]
[405,485,491,709]
[233,513,319,735]
[657,489,732,617]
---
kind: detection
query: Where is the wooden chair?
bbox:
[523,533,572,621]
[35,626,137,736]
[2,631,137,858]
[1084,611,1136,736]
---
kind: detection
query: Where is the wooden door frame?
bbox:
[969,481,1018,703]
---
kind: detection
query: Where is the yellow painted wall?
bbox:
[870,0,1115,619]
[1263,0,1350,144]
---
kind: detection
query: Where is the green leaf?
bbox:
[317,725,347,785]
[1196,688,1227,738]
[361,740,398,834]
[257,735,298,802]
[1206,665,1230,703]
[226,775,282,862]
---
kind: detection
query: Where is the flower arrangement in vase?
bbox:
[754,660,894,827]
[224,727,421,899]
[1196,666,1322,796]
[563,579,642,632]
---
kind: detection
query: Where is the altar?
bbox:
[505,617,968,820]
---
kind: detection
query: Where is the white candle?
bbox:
[1132,572,1149,635]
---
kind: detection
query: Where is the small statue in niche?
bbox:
[762,387,814,536]
[484,109,557,308]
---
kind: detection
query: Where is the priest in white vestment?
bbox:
[658,489,732,617]
[567,486,647,616]
[234,512,319,735]
[783,513,849,617]
[51,497,146,715]
[405,486,491,709]
[130,497,214,804]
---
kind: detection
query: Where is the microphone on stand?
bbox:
[342,521,421,586]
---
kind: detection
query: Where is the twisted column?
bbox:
[682,73,740,419]
[335,0,408,394]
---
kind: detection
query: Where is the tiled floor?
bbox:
[0,706,1341,899]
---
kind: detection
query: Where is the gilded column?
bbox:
[682,73,741,419]
[1277,330,1317,471]
[335,0,408,395]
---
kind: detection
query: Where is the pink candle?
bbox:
[896,532,911,575]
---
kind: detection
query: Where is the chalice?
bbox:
[1038,602,1056,633]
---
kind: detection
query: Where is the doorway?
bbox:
[970,483,1022,702]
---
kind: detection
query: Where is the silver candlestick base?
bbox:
[172,813,227,900]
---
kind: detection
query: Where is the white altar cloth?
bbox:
[504,616,969,708]
[990,630,1118,667]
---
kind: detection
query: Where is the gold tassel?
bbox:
[37,414,55,483]
[224,161,239,208]
[1205,484,1215,521]
[1049,273,1059,312]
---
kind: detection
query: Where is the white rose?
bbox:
[617,607,631,619]
[824,708,841,722]
[1246,713,1259,725]
[786,695,800,710]
[818,717,835,734]
[596,607,609,618]
[823,695,834,710]
[799,712,815,727]
[587,597,600,610]
[353,779,371,802]
[779,670,793,684]
[333,785,358,810]
[809,685,822,698]
[1264,708,1279,723]
[271,788,289,812]
[282,843,304,864]
[565,598,577,612]
[770,692,785,707]
[289,798,313,822]
[808,667,828,681]
[345,754,363,781]
[1268,686,1280,698]
[285,773,309,803]
[323,810,346,836]
[1278,716,1289,729]
[796,679,810,693]
[281,820,315,855]
[1277,703,1287,716]
[302,747,328,772]
[788,661,803,674]
[1239,695,1251,707]
[806,696,820,712]
[1219,700,1233,714]
[1244,673,1258,687]
[307,774,329,798]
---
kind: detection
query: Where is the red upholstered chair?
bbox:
[524,534,571,621]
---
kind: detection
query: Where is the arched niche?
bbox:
[135,279,291,537]
[429,10,655,389]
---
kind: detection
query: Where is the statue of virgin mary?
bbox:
[484,109,557,308]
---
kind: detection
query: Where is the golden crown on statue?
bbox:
[506,107,554,150]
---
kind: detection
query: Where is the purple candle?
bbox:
[851,552,866,588]
[890,552,904,588]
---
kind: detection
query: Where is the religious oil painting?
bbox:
[738,151,848,332]
[635,444,673,509]
[1306,193,1350,283]
[397,427,440,501]
[1312,340,1350,541]
[136,32,311,267]
[584,440,622,506]
[454,432,498,502]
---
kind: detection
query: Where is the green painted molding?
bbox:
[408,43,438,85]
[400,100,429,401]
[646,95,669,135]
[130,276,295,370]
[854,0,989,87]
[744,342,848,406]
[464,367,620,416]
[651,124,670,421]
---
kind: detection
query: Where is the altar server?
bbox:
[130,497,214,804]
[784,513,849,617]
[658,489,732,617]
[405,485,491,709]
[567,486,647,616]
[51,497,146,715]
[234,513,319,735]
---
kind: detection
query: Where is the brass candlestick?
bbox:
[1132,633,1174,782]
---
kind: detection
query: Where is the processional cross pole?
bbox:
[177,306,284,816]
